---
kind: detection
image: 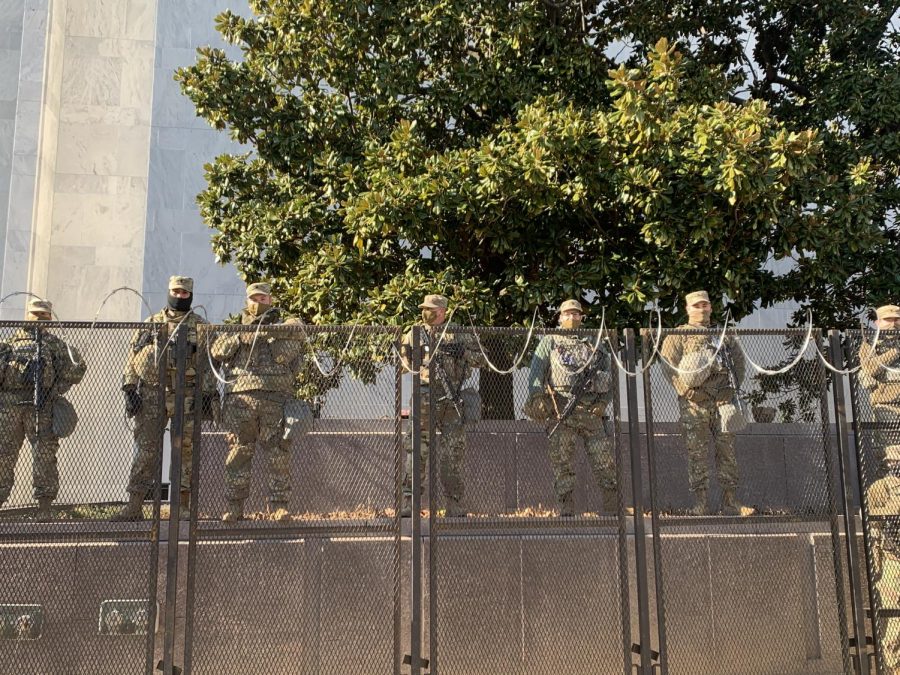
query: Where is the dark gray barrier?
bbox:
[0,321,168,675]
[182,324,404,675]
[642,327,853,675]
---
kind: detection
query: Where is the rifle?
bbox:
[547,351,607,439]
[430,347,465,419]
[30,328,45,437]
[715,337,749,418]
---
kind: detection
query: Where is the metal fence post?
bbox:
[394,337,404,675]
[829,330,871,674]
[163,325,188,675]
[409,326,423,675]
[625,328,653,674]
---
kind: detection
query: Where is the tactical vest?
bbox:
[546,335,608,396]
[1,329,56,393]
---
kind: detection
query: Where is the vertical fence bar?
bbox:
[182,328,207,675]
[847,332,886,674]
[163,325,188,674]
[409,326,423,675]
[829,330,871,674]
[143,323,168,675]
[427,368,438,674]
[816,330,854,674]
[641,329,668,675]
[394,339,403,675]
[625,328,653,674]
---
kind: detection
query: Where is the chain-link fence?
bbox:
[0,321,167,675]
[182,323,404,675]
[845,329,900,675]
[641,327,852,675]
[5,318,899,674]
[407,325,633,675]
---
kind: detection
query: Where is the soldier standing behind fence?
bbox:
[660,290,748,516]
[114,276,213,521]
[860,304,900,480]
[0,299,85,519]
[524,299,617,516]
[210,282,310,522]
[401,294,484,518]
[866,444,900,672]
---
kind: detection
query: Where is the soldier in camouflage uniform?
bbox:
[210,282,308,522]
[866,443,900,672]
[401,294,484,518]
[114,276,212,521]
[860,305,900,480]
[525,299,617,516]
[0,299,86,519]
[660,290,747,516]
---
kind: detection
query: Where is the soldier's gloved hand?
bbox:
[123,385,142,417]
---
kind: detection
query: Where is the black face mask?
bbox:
[168,295,192,312]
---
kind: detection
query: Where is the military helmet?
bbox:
[418,294,448,309]
[168,276,193,293]
[26,298,52,316]
[876,305,900,321]
[51,398,78,438]
[685,290,710,305]
[559,299,584,314]
[246,282,272,298]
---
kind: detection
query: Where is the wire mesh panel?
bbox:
[643,328,851,674]
[183,323,404,675]
[0,321,166,675]
[416,325,632,675]
[846,328,900,674]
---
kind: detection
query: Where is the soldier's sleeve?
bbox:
[400,330,413,372]
[861,342,900,384]
[122,323,148,388]
[660,334,689,397]
[463,332,487,369]
[210,332,240,361]
[729,337,746,385]
[526,336,551,397]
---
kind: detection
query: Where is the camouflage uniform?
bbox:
[0,311,85,508]
[860,317,900,478]
[210,301,306,516]
[526,333,616,512]
[660,314,745,507]
[867,471,900,672]
[402,297,483,514]
[121,304,206,499]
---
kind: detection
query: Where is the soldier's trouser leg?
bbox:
[877,556,900,672]
[584,421,616,492]
[874,405,900,478]
[679,399,714,493]
[548,426,578,502]
[223,394,259,503]
[403,399,431,498]
[126,390,168,497]
[26,404,60,500]
[0,401,27,504]
[712,422,738,490]
[166,393,195,493]
[438,421,466,503]
[258,397,291,503]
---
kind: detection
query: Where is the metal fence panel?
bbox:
[183,323,404,675]
[846,329,900,675]
[642,328,851,675]
[416,326,633,675]
[0,321,166,675]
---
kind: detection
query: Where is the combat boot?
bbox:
[721,489,747,516]
[269,501,290,522]
[688,489,708,516]
[602,488,618,514]
[400,494,412,518]
[558,493,575,517]
[445,498,466,518]
[179,491,191,521]
[112,493,145,521]
[222,500,244,522]
[35,498,54,521]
